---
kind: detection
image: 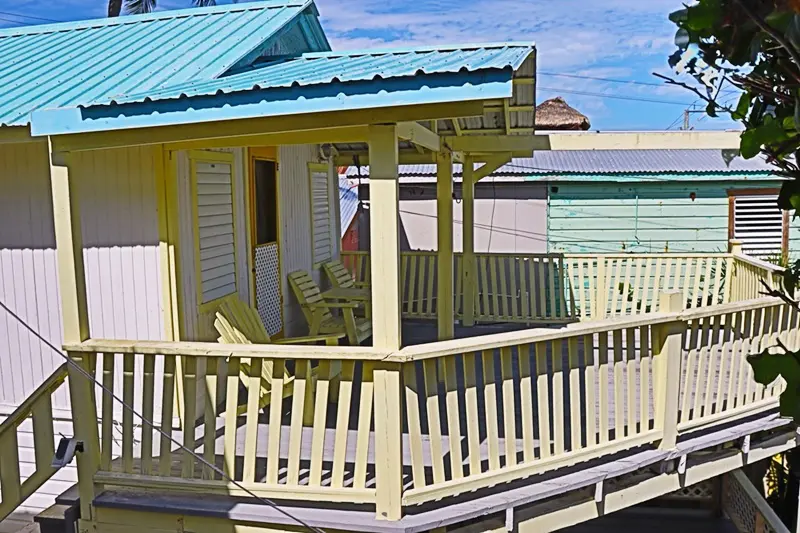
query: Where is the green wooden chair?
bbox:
[323,259,369,290]
[288,270,372,345]
[214,295,343,415]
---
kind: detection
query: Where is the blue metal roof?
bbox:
[0,0,329,127]
[30,43,535,135]
[339,176,360,233]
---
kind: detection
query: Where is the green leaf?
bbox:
[732,92,750,120]
[740,118,788,159]
[669,7,688,24]
[748,349,800,421]
[706,101,717,117]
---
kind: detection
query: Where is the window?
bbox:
[193,152,237,305]
[253,159,278,245]
[731,192,786,258]
[309,163,333,264]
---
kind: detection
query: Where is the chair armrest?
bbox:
[353,281,370,289]
[273,333,346,344]
[309,301,360,309]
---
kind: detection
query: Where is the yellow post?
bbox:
[653,290,684,450]
[368,125,402,350]
[729,238,743,256]
[462,154,477,327]
[50,144,100,521]
[373,363,403,520]
[436,151,454,340]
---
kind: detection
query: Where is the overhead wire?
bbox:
[0,10,62,23]
[537,86,694,106]
[0,299,326,533]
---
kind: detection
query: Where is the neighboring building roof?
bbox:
[535,97,590,130]
[342,149,780,183]
[31,42,536,136]
[0,0,329,127]
[339,176,360,232]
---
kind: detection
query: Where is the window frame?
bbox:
[190,149,238,313]
[727,187,788,260]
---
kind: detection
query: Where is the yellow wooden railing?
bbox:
[62,294,792,519]
[0,363,68,522]
[342,251,783,324]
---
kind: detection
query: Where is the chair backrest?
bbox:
[323,260,355,289]
[288,270,333,326]
[214,294,272,344]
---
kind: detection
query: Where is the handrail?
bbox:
[0,363,67,433]
[565,252,732,259]
[734,253,786,273]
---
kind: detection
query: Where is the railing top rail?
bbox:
[0,362,67,434]
[564,253,733,259]
[734,253,785,273]
[63,339,393,361]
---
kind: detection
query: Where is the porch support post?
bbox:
[368,125,402,350]
[462,154,477,327]
[654,290,684,450]
[436,151,455,340]
[49,142,100,520]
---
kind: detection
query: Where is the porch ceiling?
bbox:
[30,43,536,144]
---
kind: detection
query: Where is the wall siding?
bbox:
[0,144,164,411]
[547,180,799,255]
[278,145,323,336]
[177,149,250,341]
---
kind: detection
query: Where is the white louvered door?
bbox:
[733,194,785,258]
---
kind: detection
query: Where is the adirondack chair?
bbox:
[323,259,369,290]
[213,295,344,416]
[288,270,372,345]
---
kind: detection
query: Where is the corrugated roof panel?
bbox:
[339,176,360,232]
[96,43,535,105]
[343,150,777,180]
[0,0,320,126]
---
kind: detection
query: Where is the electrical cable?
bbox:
[537,86,694,106]
[0,10,62,22]
[0,299,327,533]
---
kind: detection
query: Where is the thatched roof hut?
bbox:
[535,97,591,130]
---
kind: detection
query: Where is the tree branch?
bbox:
[759,278,800,311]
[653,73,736,114]
[731,0,800,84]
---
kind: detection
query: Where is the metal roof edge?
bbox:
[301,41,536,59]
[31,76,513,136]
[0,0,307,38]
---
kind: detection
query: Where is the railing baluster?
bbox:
[265,359,284,484]
[141,354,156,475]
[547,258,558,320]
[692,317,710,420]
[403,363,426,488]
[509,258,519,320]
[552,340,565,455]
[575,258,586,319]
[537,259,547,319]
[201,357,218,480]
[631,258,643,315]
[703,314,722,417]
[444,355,465,478]
[159,355,176,477]
[122,353,135,474]
[480,255,490,319]
[736,310,755,408]
[400,254,409,315]
[625,328,636,437]
[621,258,632,316]
[498,257,509,319]
[500,347,517,467]
[518,344,535,462]
[242,357,262,483]
[423,358,446,482]
[641,258,654,314]
[407,253,418,316]
[287,360,310,485]
[353,362,374,489]
[586,258,596,319]
[426,254,436,317]
[680,320,700,424]
[0,430,21,508]
[611,330,624,440]
[639,326,651,433]
[568,337,582,450]
[31,394,55,473]
[101,353,115,470]
[331,361,355,488]
[584,334,597,446]
[489,256,500,319]
[181,356,197,478]
[309,361,332,486]
[482,350,501,470]
[535,342,551,458]
[462,353,482,475]
[597,332,610,444]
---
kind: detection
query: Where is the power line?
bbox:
[539,71,667,88]
[0,299,325,533]
[537,86,694,106]
[0,10,62,23]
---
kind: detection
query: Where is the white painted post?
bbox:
[654,290,684,450]
[729,239,743,256]
[373,364,403,520]
[367,125,402,350]
[436,151,454,340]
[462,155,477,327]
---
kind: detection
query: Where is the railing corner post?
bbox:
[66,350,101,521]
[654,291,684,450]
[729,239,743,256]
[373,362,403,521]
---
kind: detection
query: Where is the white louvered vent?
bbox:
[310,166,333,264]
[733,195,784,258]
[196,160,236,304]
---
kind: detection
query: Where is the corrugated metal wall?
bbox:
[176,148,250,341]
[547,181,799,254]
[0,143,165,411]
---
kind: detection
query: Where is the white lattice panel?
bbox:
[723,472,778,533]
[255,243,282,336]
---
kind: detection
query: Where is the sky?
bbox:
[0,0,741,131]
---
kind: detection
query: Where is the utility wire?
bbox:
[0,10,62,23]
[0,299,325,533]
[538,71,668,87]
[537,86,694,106]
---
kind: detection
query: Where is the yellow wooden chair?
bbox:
[214,295,343,415]
[323,259,369,290]
[288,270,372,345]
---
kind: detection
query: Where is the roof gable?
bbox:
[0,0,328,127]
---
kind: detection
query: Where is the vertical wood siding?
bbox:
[278,145,323,335]
[0,144,165,411]
[177,149,249,341]
[548,181,798,255]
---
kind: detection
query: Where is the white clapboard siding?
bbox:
[310,165,333,264]
[734,195,784,257]
[195,161,237,304]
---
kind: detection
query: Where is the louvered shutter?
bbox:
[196,160,237,303]
[310,166,333,264]
[733,194,784,258]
